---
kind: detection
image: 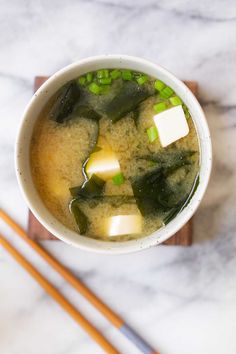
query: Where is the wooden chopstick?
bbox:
[0,233,119,354]
[0,209,158,354]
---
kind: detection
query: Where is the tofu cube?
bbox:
[86,150,120,180]
[105,215,142,237]
[153,105,189,147]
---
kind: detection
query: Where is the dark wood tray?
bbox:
[28,77,198,246]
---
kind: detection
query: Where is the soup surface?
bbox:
[31,69,200,241]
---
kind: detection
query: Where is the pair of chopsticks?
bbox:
[0,209,158,354]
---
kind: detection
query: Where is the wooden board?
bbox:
[28,77,198,245]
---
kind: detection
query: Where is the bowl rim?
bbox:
[15,54,212,254]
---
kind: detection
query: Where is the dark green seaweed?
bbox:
[132,106,140,127]
[163,174,200,224]
[131,150,197,217]
[70,199,88,234]
[163,205,184,225]
[70,179,136,234]
[92,146,102,153]
[137,149,196,170]
[49,82,80,123]
[104,81,154,123]
[70,174,105,198]
[69,174,104,234]
[70,194,135,235]
[79,195,136,208]
[132,168,189,216]
[72,104,101,121]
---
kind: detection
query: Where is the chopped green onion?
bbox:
[122,70,132,81]
[88,82,101,95]
[104,69,109,78]
[169,96,182,106]
[98,77,112,85]
[110,69,121,79]
[137,75,148,85]
[86,72,93,83]
[159,86,174,99]
[78,76,86,85]
[147,126,158,143]
[153,102,167,113]
[112,172,125,185]
[154,80,165,91]
[97,69,109,79]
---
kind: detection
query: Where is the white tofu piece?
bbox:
[153,105,189,147]
[86,150,120,180]
[105,215,142,237]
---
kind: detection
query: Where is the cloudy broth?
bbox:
[31,69,200,241]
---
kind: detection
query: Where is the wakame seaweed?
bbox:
[78,195,136,208]
[132,106,140,127]
[69,174,105,232]
[70,177,135,207]
[49,82,80,123]
[104,81,154,123]
[70,194,136,233]
[72,105,101,121]
[70,179,136,233]
[131,150,197,217]
[70,199,88,234]
[163,174,200,225]
[70,174,105,198]
[132,168,190,216]
[163,204,184,225]
[137,149,196,170]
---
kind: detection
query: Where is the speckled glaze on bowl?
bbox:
[15,55,212,254]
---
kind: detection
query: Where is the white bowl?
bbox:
[15,55,212,254]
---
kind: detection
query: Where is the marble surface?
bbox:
[1,0,236,353]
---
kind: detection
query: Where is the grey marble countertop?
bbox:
[1,0,236,353]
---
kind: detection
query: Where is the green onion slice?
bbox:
[154,80,165,91]
[110,69,121,79]
[98,77,112,85]
[112,172,125,185]
[147,126,158,143]
[137,75,148,85]
[159,86,174,99]
[97,69,109,79]
[169,96,182,106]
[153,102,167,113]
[88,82,101,95]
[86,72,93,83]
[78,76,86,85]
[122,70,133,81]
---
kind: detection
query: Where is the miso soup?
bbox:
[30,69,200,241]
